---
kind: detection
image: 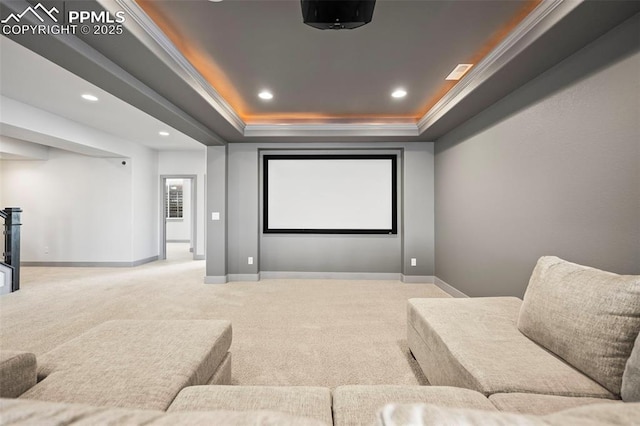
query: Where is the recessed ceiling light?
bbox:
[258,90,274,100]
[208,0,223,2]
[81,94,98,102]
[391,89,407,99]
[445,64,474,81]
[159,131,170,136]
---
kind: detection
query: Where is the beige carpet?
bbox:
[0,245,449,388]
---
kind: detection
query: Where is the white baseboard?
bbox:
[401,275,435,284]
[434,276,468,298]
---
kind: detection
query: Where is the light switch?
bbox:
[411,258,417,267]
[248,257,254,265]
[211,212,220,221]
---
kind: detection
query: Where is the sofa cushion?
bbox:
[20,320,232,410]
[518,256,640,396]
[489,393,622,415]
[408,297,613,397]
[375,401,640,426]
[0,351,36,398]
[169,385,332,425]
[0,398,325,425]
[621,331,640,402]
[332,385,496,426]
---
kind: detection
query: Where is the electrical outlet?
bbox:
[248,257,254,265]
[411,258,417,267]
[44,246,49,254]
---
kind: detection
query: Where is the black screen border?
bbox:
[263,154,398,235]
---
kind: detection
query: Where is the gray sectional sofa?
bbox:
[1,256,639,425]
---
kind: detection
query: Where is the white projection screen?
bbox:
[263,155,397,234]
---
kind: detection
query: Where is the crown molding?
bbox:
[417,0,578,134]
[110,0,246,134]
[244,123,420,138]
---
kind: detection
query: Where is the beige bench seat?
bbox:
[20,320,232,410]
[407,297,614,398]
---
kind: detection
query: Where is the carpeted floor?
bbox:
[0,244,450,388]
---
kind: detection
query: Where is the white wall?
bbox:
[131,145,159,262]
[1,148,133,263]
[0,98,159,265]
[158,150,206,258]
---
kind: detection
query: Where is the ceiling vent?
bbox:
[301,0,376,30]
[445,64,474,81]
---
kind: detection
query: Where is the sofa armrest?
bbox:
[0,351,37,398]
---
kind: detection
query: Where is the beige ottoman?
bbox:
[21,320,232,410]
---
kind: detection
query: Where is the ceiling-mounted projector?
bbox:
[301,0,376,30]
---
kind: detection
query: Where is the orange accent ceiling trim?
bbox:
[137,0,251,119]
[416,0,542,118]
[137,0,541,126]
[247,114,418,125]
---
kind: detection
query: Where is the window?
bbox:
[165,180,183,219]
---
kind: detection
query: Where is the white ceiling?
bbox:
[0,36,204,153]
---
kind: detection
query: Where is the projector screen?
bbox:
[263,155,397,234]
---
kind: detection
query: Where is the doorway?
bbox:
[160,175,197,260]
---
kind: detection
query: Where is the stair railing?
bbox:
[1,207,22,292]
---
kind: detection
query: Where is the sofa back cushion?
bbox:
[621,331,640,402]
[375,402,640,426]
[517,256,640,396]
[0,398,327,425]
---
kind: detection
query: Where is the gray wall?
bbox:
[259,148,402,274]
[205,145,228,282]
[208,142,434,281]
[226,143,260,278]
[434,14,640,297]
